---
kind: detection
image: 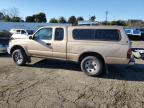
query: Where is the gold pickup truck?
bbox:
[8,26,132,76]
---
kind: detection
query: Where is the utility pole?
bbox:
[105,11,108,25]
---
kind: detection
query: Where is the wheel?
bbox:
[81,56,103,76]
[12,49,27,66]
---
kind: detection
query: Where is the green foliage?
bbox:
[25,16,35,22]
[34,13,47,23]
[49,18,58,23]
[77,17,84,21]
[111,21,117,25]
[58,17,67,23]
[2,15,22,22]
[0,8,22,22]
[11,16,22,22]
[25,12,47,23]
[68,16,77,25]
[3,15,11,22]
[101,21,111,25]
[111,20,127,26]
[89,16,96,21]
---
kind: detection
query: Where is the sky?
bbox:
[0,0,144,21]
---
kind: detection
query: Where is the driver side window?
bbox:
[34,28,52,40]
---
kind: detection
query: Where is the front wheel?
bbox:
[12,49,27,66]
[81,56,103,76]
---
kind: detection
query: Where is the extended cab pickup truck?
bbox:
[8,26,132,76]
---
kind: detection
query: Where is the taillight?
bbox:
[127,48,132,59]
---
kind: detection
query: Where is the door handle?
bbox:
[46,43,51,46]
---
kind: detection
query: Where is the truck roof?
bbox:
[40,25,123,29]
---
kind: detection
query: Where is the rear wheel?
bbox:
[12,49,27,66]
[81,56,103,76]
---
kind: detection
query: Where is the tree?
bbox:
[25,12,47,23]
[102,21,111,25]
[11,16,22,22]
[111,20,127,26]
[77,17,84,21]
[0,9,9,16]
[0,12,4,20]
[68,16,77,25]
[3,15,11,22]
[49,18,58,23]
[25,16,35,22]
[0,8,22,22]
[89,16,96,21]
[111,21,117,25]
[116,20,127,26]
[34,13,47,22]
[0,8,19,18]
[8,8,19,18]
[58,17,67,23]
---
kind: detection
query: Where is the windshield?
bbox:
[26,30,34,35]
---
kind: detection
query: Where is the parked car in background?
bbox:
[10,29,34,35]
[136,28,144,40]
[11,34,30,39]
[125,29,141,36]
[131,48,144,60]
[0,32,11,54]
[8,26,133,76]
[125,28,142,40]
[10,29,35,39]
[125,29,132,35]
[0,37,9,53]
[132,29,141,36]
[136,28,144,35]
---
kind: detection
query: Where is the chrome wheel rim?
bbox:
[14,52,23,64]
[84,59,98,74]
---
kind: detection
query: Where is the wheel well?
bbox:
[79,52,105,65]
[10,45,25,55]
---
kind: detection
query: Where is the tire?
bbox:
[12,49,27,66]
[81,56,103,76]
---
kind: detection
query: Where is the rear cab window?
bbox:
[55,28,64,41]
[73,29,121,41]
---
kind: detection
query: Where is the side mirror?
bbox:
[29,35,33,39]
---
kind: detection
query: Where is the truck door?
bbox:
[52,27,67,60]
[27,27,53,57]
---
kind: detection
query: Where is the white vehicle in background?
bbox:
[132,48,144,60]
[10,29,34,39]
[10,29,28,35]
[11,34,29,39]
[125,29,141,36]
